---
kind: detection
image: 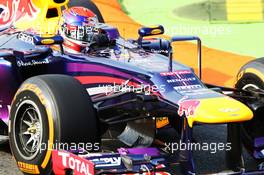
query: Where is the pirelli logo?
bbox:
[17,162,40,174]
[209,0,264,23]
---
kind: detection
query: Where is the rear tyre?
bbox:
[68,0,104,23]
[9,75,100,175]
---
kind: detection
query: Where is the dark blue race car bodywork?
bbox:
[0,25,262,175]
[0,1,264,175]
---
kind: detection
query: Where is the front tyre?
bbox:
[236,58,264,159]
[9,75,100,174]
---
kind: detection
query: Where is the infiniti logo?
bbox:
[219,108,240,113]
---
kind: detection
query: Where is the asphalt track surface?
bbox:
[0,143,22,175]
[0,125,258,174]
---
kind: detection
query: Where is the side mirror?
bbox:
[138,25,164,38]
[17,32,64,46]
[138,25,165,47]
[170,36,202,79]
[18,32,65,54]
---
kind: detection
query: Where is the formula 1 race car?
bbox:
[0,0,264,174]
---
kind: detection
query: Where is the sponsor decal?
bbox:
[151,28,162,35]
[174,85,202,91]
[219,108,240,113]
[178,98,200,117]
[0,0,38,29]
[41,39,54,45]
[160,70,192,76]
[161,70,203,92]
[91,156,122,167]
[179,89,214,96]
[17,162,40,174]
[17,58,50,67]
[167,77,196,83]
[17,32,34,44]
[150,49,169,54]
[52,150,94,175]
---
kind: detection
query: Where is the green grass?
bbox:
[118,0,130,14]
[121,0,264,57]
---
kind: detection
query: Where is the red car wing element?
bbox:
[52,150,95,175]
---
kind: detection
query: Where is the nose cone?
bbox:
[179,97,253,127]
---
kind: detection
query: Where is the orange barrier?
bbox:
[92,0,254,87]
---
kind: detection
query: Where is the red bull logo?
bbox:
[0,0,38,28]
[178,98,200,117]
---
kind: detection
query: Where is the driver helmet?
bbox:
[60,6,99,53]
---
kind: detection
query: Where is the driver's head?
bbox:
[60,7,99,53]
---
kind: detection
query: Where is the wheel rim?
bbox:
[13,100,43,160]
[242,83,260,91]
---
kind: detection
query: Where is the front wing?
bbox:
[51,148,264,175]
